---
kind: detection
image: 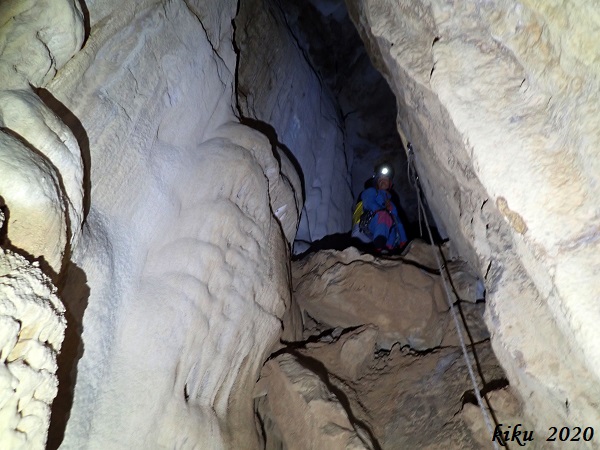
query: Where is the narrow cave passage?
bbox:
[234,1,511,448]
[234,0,440,256]
[4,0,593,448]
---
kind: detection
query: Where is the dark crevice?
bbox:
[273,325,364,360]
[0,197,9,246]
[231,0,243,120]
[254,397,269,448]
[182,0,230,80]
[47,262,89,450]
[481,378,510,396]
[273,0,326,92]
[35,87,91,222]
[460,378,510,413]
[484,260,493,280]
[77,0,91,45]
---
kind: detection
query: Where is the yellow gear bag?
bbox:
[352,201,364,226]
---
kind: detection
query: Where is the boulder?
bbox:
[294,327,507,449]
[254,353,374,450]
[293,247,448,350]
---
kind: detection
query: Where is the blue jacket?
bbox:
[361,187,401,224]
[360,187,407,247]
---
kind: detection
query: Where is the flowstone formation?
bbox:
[0,213,67,448]
[1,0,325,448]
[255,243,522,449]
[0,2,82,448]
[0,0,85,276]
[3,0,305,448]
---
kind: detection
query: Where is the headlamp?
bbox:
[374,162,394,181]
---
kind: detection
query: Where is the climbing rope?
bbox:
[406,148,423,238]
[406,144,500,450]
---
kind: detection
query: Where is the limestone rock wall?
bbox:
[0,3,82,448]
[0,0,85,275]
[3,0,598,447]
[235,0,354,251]
[39,1,305,448]
[1,0,308,448]
[346,0,600,438]
[273,0,419,223]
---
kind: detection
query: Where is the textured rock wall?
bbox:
[275,0,418,223]
[270,242,508,449]
[41,1,304,448]
[0,3,81,448]
[0,0,85,275]
[0,202,67,449]
[255,353,374,450]
[0,248,66,450]
[293,246,448,351]
[2,0,306,448]
[346,0,600,439]
[235,0,354,251]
